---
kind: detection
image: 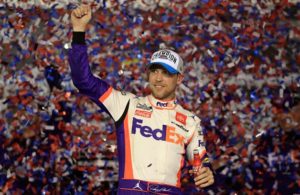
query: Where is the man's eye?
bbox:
[163,70,172,76]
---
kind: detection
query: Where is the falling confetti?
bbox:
[0,1,299,194]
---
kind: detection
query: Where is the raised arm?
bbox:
[68,5,133,122]
[68,5,111,109]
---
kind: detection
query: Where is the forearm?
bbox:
[68,32,93,88]
[68,5,112,114]
[68,32,110,101]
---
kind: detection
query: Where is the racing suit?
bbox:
[68,32,208,194]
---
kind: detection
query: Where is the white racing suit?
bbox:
[68,34,208,194]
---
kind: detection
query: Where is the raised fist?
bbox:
[71,4,92,32]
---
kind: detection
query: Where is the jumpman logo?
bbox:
[133,180,143,190]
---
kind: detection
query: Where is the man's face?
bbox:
[148,64,183,101]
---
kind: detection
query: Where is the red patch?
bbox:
[135,110,152,118]
[176,112,187,125]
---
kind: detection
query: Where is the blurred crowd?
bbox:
[0,0,299,194]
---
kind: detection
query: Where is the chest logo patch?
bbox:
[176,112,187,125]
[134,110,152,118]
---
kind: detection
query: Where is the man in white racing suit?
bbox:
[69,5,214,194]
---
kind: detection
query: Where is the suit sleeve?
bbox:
[68,32,131,121]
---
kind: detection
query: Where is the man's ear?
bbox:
[177,74,184,85]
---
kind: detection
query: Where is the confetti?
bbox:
[0,1,299,194]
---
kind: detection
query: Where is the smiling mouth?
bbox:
[154,85,164,88]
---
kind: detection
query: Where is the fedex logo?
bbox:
[156,101,168,107]
[132,117,184,146]
[198,140,206,147]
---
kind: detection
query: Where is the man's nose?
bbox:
[155,72,163,81]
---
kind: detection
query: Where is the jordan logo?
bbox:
[133,181,143,190]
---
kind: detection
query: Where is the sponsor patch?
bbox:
[176,112,187,125]
[156,101,169,107]
[132,117,184,146]
[171,121,189,132]
[136,103,153,111]
[198,140,206,147]
[134,110,152,118]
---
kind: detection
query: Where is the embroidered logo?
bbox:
[171,121,189,132]
[175,112,187,125]
[134,110,152,118]
[136,103,153,111]
[133,181,143,190]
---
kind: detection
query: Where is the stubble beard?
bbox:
[150,85,175,101]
